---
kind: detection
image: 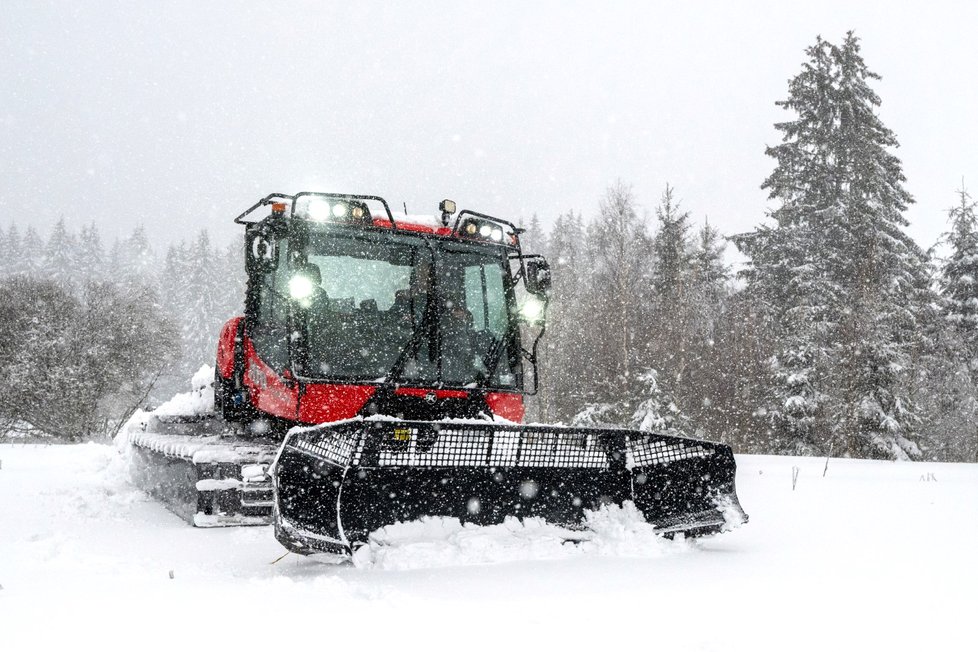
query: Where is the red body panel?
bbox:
[216,316,243,379]
[485,392,525,423]
[216,317,526,425]
[241,338,298,419]
[298,383,377,423]
[372,217,453,236]
[394,387,470,400]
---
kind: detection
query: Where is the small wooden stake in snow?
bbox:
[791,466,800,491]
[168,570,174,579]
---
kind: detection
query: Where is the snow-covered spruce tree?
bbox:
[181,230,226,372]
[1,225,22,276]
[734,222,832,454]
[690,220,730,338]
[680,219,733,436]
[940,185,978,365]
[648,184,696,388]
[42,217,77,288]
[736,33,927,459]
[650,185,694,313]
[21,226,45,277]
[76,222,106,284]
[931,184,978,460]
[629,368,689,436]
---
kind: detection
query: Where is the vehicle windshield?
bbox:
[298,230,519,389]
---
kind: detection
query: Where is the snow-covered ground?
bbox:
[1,443,975,651]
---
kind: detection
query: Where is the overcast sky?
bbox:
[3,1,977,257]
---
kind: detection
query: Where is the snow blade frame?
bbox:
[271,419,747,556]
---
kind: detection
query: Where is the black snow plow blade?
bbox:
[271,419,747,556]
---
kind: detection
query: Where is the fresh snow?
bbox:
[150,364,215,416]
[1,443,975,651]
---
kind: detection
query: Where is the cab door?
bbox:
[243,224,298,419]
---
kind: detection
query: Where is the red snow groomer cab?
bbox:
[137,192,745,557]
[216,193,544,430]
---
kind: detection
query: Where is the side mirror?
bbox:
[245,224,279,274]
[525,258,552,298]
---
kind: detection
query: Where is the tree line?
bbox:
[0,222,243,439]
[526,32,977,463]
[2,32,976,461]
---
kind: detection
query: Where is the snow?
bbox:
[355,502,687,571]
[1,443,976,651]
[150,364,215,416]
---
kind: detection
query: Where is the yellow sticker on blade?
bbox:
[393,428,411,441]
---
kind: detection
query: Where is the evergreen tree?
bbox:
[21,226,44,277]
[4,225,23,276]
[648,184,696,393]
[43,217,77,288]
[629,368,689,436]
[736,32,926,459]
[940,184,978,364]
[650,184,694,314]
[681,219,733,436]
[931,183,978,461]
[690,219,730,339]
[77,222,106,284]
[124,226,155,284]
[183,230,224,371]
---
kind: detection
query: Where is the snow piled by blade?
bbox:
[354,501,690,570]
[152,364,215,416]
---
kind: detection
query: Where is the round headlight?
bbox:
[479,224,492,237]
[519,295,546,323]
[306,200,331,222]
[288,275,315,300]
[332,202,348,218]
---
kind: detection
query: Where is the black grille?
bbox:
[291,428,362,466]
[627,435,714,467]
[372,425,610,469]
[287,420,723,471]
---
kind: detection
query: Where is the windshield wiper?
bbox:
[380,243,438,389]
[477,323,516,389]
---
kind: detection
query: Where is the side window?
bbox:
[251,239,290,371]
[464,263,507,337]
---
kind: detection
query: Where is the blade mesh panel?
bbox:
[627,435,714,467]
[291,429,361,466]
[374,425,610,469]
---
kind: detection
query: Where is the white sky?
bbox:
[2,1,977,255]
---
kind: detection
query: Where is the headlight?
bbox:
[519,295,546,324]
[306,199,332,222]
[288,275,315,300]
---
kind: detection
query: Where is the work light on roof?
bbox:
[305,199,332,222]
[295,196,368,224]
[459,216,509,245]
